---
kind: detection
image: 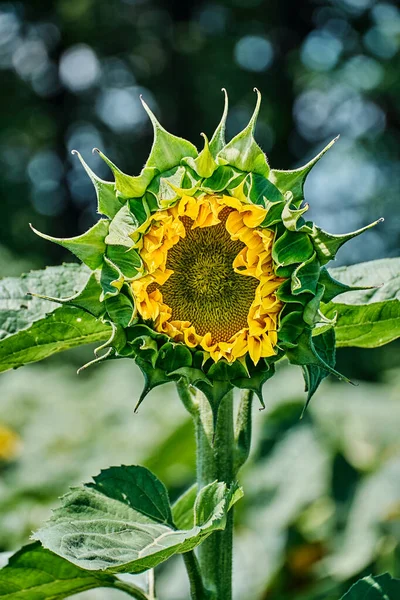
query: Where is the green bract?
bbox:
[32,89,382,415]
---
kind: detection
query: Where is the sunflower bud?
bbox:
[32,89,382,416]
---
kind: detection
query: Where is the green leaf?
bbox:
[0,543,117,599]
[281,199,309,231]
[311,219,384,266]
[341,573,400,599]
[0,306,110,373]
[217,88,269,176]
[105,293,135,328]
[248,173,284,205]
[328,258,400,304]
[321,258,400,348]
[301,329,336,410]
[95,148,157,199]
[201,165,244,194]
[71,150,123,219]
[272,230,314,267]
[107,245,143,280]
[0,263,90,339]
[269,136,338,206]
[106,203,140,248]
[285,330,350,383]
[31,220,109,270]
[34,465,242,574]
[184,133,217,178]
[141,97,198,173]
[291,252,320,295]
[322,301,400,348]
[209,88,228,157]
[100,258,124,300]
[158,342,193,373]
[172,484,198,530]
[319,266,368,303]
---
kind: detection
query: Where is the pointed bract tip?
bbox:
[249,88,262,132]
[92,147,100,155]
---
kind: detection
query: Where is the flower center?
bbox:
[160,212,259,342]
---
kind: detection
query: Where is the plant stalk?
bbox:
[113,580,151,600]
[194,389,235,600]
[183,550,209,599]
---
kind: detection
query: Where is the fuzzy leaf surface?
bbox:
[0,307,110,373]
[341,573,400,599]
[0,263,90,340]
[323,259,400,347]
[0,543,117,599]
[35,465,242,574]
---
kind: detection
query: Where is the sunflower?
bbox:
[132,194,283,365]
[33,89,381,412]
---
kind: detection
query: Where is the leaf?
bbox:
[322,301,400,348]
[311,219,383,266]
[0,543,117,599]
[172,484,198,530]
[321,258,400,348]
[34,465,242,574]
[184,133,217,178]
[31,220,109,270]
[141,97,198,173]
[71,150,123,219]
[0,306,110,373]
[341,573,400,599]
[301,329,336,411]
[95,148,157,199]
[106,203,140,248]
[209,88,228,157]
[328,258,400,304]
[0,263,90,340]
[217,88,269,176]
[272,230,314,267]
[269,136,338,206]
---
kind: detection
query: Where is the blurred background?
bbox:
[0,0,399,598]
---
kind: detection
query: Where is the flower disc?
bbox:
[159,209,259,342]
[132,195,283,364]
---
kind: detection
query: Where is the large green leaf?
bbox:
[0,306,110,373]
[35,465,242,574]
[0,263,90,340]
[341,573,400,599]
[0,543,148,600]
[329,258,400,304]
[0,264,110,373]
[323,258,400,348]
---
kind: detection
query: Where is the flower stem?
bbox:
[194,389,235,600]
[183,550,210,599]
[113,580,151,600]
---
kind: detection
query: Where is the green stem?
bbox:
[148,569,156,599]
[234,390,254,473]
[113,579,151,600]
[194,389,235,600]
[183,550,209,599]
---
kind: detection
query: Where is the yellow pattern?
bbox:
[131,195,283,365]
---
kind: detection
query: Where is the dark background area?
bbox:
[0,1,399,598]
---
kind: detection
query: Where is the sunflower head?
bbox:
[33,89,381,417]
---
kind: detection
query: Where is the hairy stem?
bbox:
[183,550,210,599]
[194,389,235,600]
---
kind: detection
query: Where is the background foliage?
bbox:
[0,0,399,598]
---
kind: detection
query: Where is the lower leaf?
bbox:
[34,464,242,574]
[341,572,400,599]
